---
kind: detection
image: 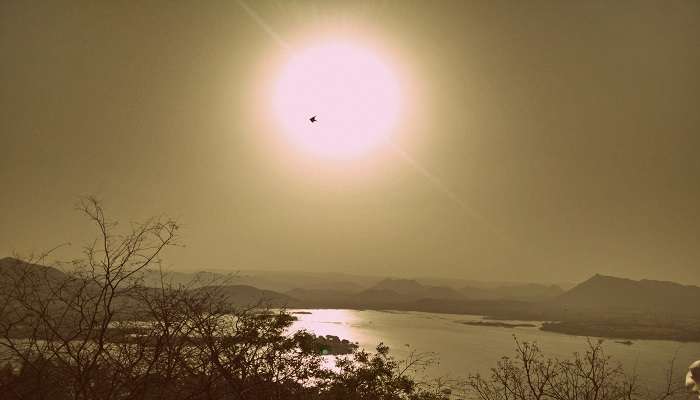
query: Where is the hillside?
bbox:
[288,278,567,310]
[195,285,299,308]
[4,257,700,341]
[522,274,700,341]
[0,257,67,282]
[370,278,465,300]
[461,283,563,301]
[555,274,700,317]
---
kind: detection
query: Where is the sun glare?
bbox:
[271,40,402,160]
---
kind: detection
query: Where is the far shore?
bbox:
[287,307,700,343]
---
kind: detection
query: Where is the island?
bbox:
[540,321,700,342]
[300,334,359,355]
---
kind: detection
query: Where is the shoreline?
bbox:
[289,307,700,343]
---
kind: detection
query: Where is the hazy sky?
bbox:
[2,1,699,284]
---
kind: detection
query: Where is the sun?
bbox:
[271,39,402,160]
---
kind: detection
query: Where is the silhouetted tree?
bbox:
[0,198,448,400]
[465,337,686,400]
[321,343,450,400]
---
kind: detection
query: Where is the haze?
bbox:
[1,1,699,285]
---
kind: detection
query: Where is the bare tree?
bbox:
[13,198,686,400]
[0,197,178,399]
[465,337,686,400]
[1,198,452,400]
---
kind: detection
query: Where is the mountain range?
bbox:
[2,256,700,321]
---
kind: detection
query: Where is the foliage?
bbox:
[465,337,686,400]
[0,198,446,400]
[0,198,688,400]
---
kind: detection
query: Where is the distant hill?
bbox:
[195,285,298,308]
[461,283,564,301]
[372,278,425,294]
[139,269,565,302]
[6,256,698,320]
[285,288,356,305]
[271,278,468,307]
[141,270,231,288]
[231,270,378,293]
[369,278,465,300]
[297,281,365,293]
[1,258,298,310]
[140,269,378,293]
[355,288,420,304]
[363,278,562,303]
[555,274,700,317]
[288,278,563,308]
[0,257,67,284]
[4,256,700,340]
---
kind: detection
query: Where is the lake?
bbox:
[289,309,700,387]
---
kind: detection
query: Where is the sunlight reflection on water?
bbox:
[288,309,700,386]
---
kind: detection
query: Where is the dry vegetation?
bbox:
[0,199,689,400]
[464,338,686,400]
[0,198,449,400]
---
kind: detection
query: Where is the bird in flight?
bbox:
[309,115,317,123]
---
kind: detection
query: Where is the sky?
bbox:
[1,1,699,284]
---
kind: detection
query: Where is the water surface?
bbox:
[289,309,700,387]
